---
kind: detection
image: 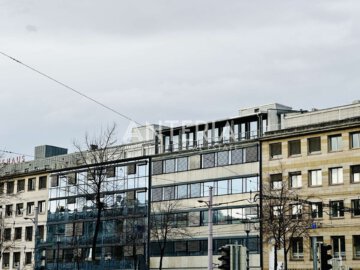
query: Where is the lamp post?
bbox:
[24,206,39,270]
[244,221,251,270]
[198,186,213,270]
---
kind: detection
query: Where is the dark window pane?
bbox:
[152,188,162,202]
[177,157,188,171]
[217,151,229,166]
[203,153,215,168]
[152,161,163,175]
[231,149,243,164]
[164,159,175,173]
[288,140,301,156]
[245,146,258,162]
[270,143,282,158]
[308,137,321,153]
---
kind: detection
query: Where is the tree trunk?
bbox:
[283,248,288,270]
[274,244,278,270]
[159,246,165,270]
[92,199,102,261]
[283,238,287,270]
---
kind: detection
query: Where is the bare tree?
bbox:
[73,123,122,262]
[150,200,192,270]
[262,172,314,270]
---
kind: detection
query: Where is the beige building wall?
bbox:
[262,124,360,270]
[1,172,49,270]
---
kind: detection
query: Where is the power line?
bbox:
[0,51,142,126]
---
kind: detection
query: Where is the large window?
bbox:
[5,205,13,217]
[351,165,360,183]
[27,202,35,215]
[16,203,23,216]
[39,176,47,189]
[309,170,322,186]
[25,226,33,241]
[203,153,215,168]
[14,227,22,240]
[329,134,342,152]
[288,140,301,156]
[353,236,360,259]
[332,236,345,258]
[152,176,259,202]
[25,252,32,265]
[352,199,360,216]
[17,179,25,192]
[28,178,36,191]
[350,132,360,149]
[2,253,9,268]
[38,201,46,213]
[270,174,282,190]
[13,252,20,268]
[291,204,303,219]
[7,181,14,194]
[289,172,302,188]
[4,228,11,241]
[311,202,323,218]
[217,180,229,196]
[330,201,344,218]
[291,238,304,259]
[164,159,175,173]
[329,167,343,185]
[270,143,282,158]
[308,137,321,154]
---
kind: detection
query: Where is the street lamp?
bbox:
[198,186,213,270]
[24,206,39,270]
[244,221,251,270]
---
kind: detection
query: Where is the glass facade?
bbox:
[42,159,150,270]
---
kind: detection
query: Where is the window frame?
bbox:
[289,172,302,189]
[353,235,360,259]
[328,134,342,152]
[309,169,322,187]
[39,176,47,189]
[17,179,25,192]
[350,131,360,149]
[352,199,360,217]
[28,178,36,191]
[310,202,323,219]
[308,136,321,154]
[290,237,304,260]
[270,174,282,190]
[288,140,301,156]
[270,142,282,159]
[6,181,14,194]
[332,236,346,258]
[351,165,360,183]
[329,167,343,185]
[14,227,22,241]
[330,200,345,218]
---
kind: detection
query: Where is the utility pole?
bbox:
[312,237,318,270]
[198,186,213,270]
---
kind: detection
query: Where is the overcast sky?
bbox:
[1,0,360,158]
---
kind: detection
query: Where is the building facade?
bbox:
[149,104,292,270]
[261,102,360,270]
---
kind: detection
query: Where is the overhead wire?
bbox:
[0,51,142,126]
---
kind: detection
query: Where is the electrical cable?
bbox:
[0,51,142,126]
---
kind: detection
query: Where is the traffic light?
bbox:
[218,245,231,270]
[320,244,332,270]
